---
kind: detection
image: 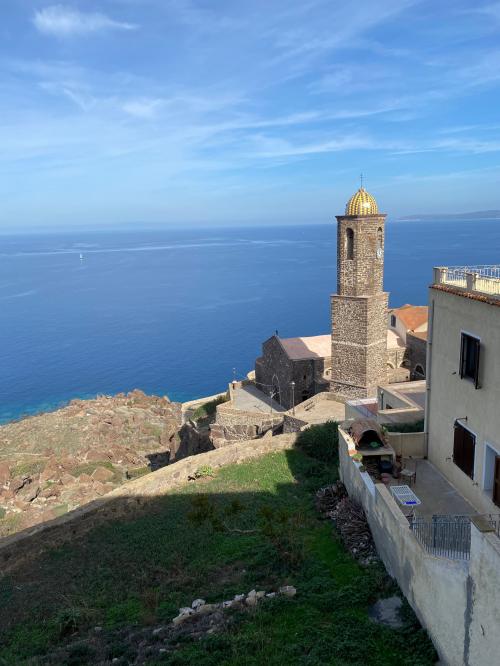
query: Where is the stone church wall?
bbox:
[406,332,427,378]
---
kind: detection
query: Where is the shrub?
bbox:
[295,421,339,463]
[383,420,424,433]
[192,395,228,422]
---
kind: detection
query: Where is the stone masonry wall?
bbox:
[336,214,386,297]
[331,292,388,399]
[406,332,427,378]
[0,433,297,575]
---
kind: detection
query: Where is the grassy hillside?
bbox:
[0,437,437,665]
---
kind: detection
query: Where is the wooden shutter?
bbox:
[493,457,500,508]
[459,334,466,378]
[453,424,464,471]
[453,423,475,478]
[462,428,475,478]
[473,337,481,389]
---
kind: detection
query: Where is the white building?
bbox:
[427,265,500,513]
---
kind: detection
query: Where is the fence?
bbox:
[411,515,472,560]
[434,265,500,297]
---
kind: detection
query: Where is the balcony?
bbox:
[433,265,500,298]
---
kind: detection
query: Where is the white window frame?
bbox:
[482,442,500,492]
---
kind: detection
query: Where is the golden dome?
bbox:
[345,187,378,216]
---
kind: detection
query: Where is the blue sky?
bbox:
[2,1,500,228]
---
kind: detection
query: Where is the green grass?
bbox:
[383,420,425,433]
[191,395,228,422]
[71,460,123,483]
[0,433,437,665]
[11,459,47,478]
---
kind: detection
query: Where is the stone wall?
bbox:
[0,433,297,575]
[255,335,328,409]
[211,402,283,445]
[406,332,427,378]
[331,292,388,400]
[339,425,500,666]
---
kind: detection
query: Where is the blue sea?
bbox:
[0,219,498,423]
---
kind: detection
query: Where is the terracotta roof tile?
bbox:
[280,335,331,360]
[391,304,428,332]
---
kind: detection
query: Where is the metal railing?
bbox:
[411,515,471,560]
[434,265,500,297]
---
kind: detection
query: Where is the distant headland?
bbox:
[398,210,500,222]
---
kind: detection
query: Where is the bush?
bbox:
[192,395,228,422]
[295,421,339,463]
[383,420,424,433]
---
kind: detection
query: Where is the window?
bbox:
[377,227,383,254]
[390,314,396,327]
[459,333,480,388]
[414,364,425,378]
[453,422,475,478]
[483,444,500,507]
[346,228,354,260]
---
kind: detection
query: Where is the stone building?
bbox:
[330,187,388,400]
[255,334,330,410]
[388,304,428,379]
[254,186,428,409]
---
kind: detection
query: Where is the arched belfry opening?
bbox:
[346,228,354,260]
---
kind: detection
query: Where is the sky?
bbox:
[1,1,500,229]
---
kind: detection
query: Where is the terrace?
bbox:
[339,421,500,560]
[433,265,500,298]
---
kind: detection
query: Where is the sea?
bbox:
[0,219,499,423]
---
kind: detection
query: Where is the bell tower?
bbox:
[330,186,388,400]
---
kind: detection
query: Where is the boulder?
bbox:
[191,599,206,610]
[0,462,11,485]
[91,466,114,483]
[60,473,76,486]
[279,586,297,598]
[78,473,93,484]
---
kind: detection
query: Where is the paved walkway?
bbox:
[396,460,476,517]
[232,385,285,414]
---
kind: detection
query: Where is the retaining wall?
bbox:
[0,433,297,575]
[339,425,500,666]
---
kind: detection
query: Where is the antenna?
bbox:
[360,173,364,189]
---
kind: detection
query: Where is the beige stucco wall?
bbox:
[426,287,500,514]
[339,425,500,666]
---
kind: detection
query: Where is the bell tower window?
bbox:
[377,227,383,255]
[346,228,354,260]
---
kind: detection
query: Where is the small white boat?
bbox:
[79,253,84,261]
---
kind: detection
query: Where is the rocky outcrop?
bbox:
[0,390,182,537]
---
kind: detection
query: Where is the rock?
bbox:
[78,473,93,484]
[256,591,266,599]
[91,466,115,483]
[233,594,245,602]
[191,598,206,610]
[94,626,103,633]
[246,590,257,607]
[266,592,276,598]
[279,586,297,598]
[92,481,107,496]
[368,596,404,628]
[18,483,40,503]
[0,462,11,485]
[60,473,76,486]
[10,476,29,493]
[152,627,164,636]
[172,613,191,626]
[196,604,216,615]
[222,600,233,608]
[179,607,194,616]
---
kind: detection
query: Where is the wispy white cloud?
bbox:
[33,5,138,37]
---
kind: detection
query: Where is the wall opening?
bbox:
[346,228,354,260]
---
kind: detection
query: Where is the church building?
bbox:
[330,186,388,400]
[254,185,427,409]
